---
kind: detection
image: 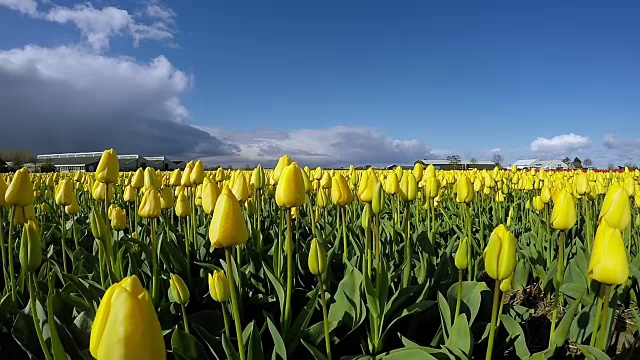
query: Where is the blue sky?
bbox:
[1,1,640,167]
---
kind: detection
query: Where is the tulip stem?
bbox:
[7,206,16,302]
[402,202,411,288]
[496,291,506,328]
[455,270,463,320]
[72,215,79,250]
[181,304,190,334]
[60,207,68,273]
[0,211,7,294]
[342,207,348,264]
[284,208,294,333]
[590,283,604,347]
[151,218,159,304]
[485,280,501,360]
[225,247,246,360]
[222,302,231,339]
[549,230,565,344]
[29,272,53,360]
[597,285,612,350]
[318,275,332,360]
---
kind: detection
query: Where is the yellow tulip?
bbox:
[308,238,328,276]
[483,224,517,280]
[181,162,194,187]
[454,237,468,270]
[599,182,631,230]
[500,273,514,292]
[275,163,306,208]
[330,174,353,207]
[19,220,42,272]
[623,176,636,197]
[54,179,74,206]
[251,165,266,190]
[424,164,436,179]
[384,172,399,195]
[209,186,248,248]
[208,270,230,302]
[111,208,127,231]
[231,172,250,202]
[65,196,79,215]
[357,170,378,203]
[532,196,544,212]
[92,181,113,202]
[169,274,190,305]
[202,182,220,215]
[399,172,417,202]
[131,168,144,189]
[144,167,159,190]
[455,174,474,203]
[0,176,7,206]
[95,149,119,184]
[138,188,161,219]
[372,181,385,215]
[316,188,328,208]
[90,276,165,360]
[5,167,34,206]
[124,185,137,203]
[550,189,576,230]
[272,155,292,183]
[588,222,629,285]
[424,177,440,198]
[175,191,191,218]
[190,160,205,185]
[541,186,551,203]
[160,187,174,209]
[320,172,332,189]
[575,173,590,196]
[14,204,36,225]
[169,169,182,186]
[413,162,424,181]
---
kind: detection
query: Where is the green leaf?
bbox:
[171,328,209,360]
[552,289,584,349]
[445,314,472,357]
[328,263,365,340]
[301,339,328,360]
[266,314,287,360]
[284,287,319,354]
[576,344,611,360]
[47,292,67,360]
[248,322,264,360]
[437,292,452,341]
[221,333,240,360]
[379,347,440,359]
[446,281,490,325]
[500,314,531,358]
[264,264,286,314]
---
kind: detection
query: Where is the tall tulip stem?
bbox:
[342,207,348,263]
[225,247,246,360]
[454,270,463,320]
[0,211,7,293]
[151,218,159,304]
[486,280,501,360]
[318,275,332,360]
[283,208,294,332]
[402,202,411,288]
[549,230,566,344]
[597,285,612,350]
[181,304,190,334]
[590,284,604,347]
[222,302,231,339]
[60,207,68,273]
[7,206,16,301]
[29,272,53,360]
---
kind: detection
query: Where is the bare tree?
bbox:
[491,153,504,166]
[470,158,478,164]
[583,158,593,168]
[447,155,462,169]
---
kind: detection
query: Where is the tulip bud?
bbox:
[361,203,373,230]
[623,176,636,197]
[599,182,631,231]
[91,208,111,242]
[0,176,7,207]
[231,171,250,202]
[425,177,440,198]
[169,274,190,305]
[316,188,328,209]
[111,208,127,231]
[92,181,113,202]
[95,149,119,184]
[550,189,576,230]
[202,182,220,215]
[399,173,418,202]
[209,186,248,248]
[308,238,328,276]
[181,162,194,187]
[65,196,79,216]
[331,174,353,206]
[541,186,552,204]
[301,169,313,193]
[506,207,514,227]
[131,168,144,189]
[208,270,231,302]
[495,191,505,203]
[532,196,544,212]
[575,173,590,196]
[372,181,385,215]
[454,237,468,270]
[160,187,174,209]
[14,204,36,225]
[483,225,517,280]
[251,165,266,189]
[90,276,165,360]
[20,220,42,272]
[54,179,74,206]
[5,167,34,206]
[413,163,424,181]
[424,164,436,179]
[138,188,161,219]
[588,222,629,285]
[175,191,191,217]
[124,185,137,203]
[275,163,306,208]
[191,160,205,185]
[384,172,399,195]
[144,167,159,190]
[500,273,514,292]
[455,175,474,203]
[358,171,378,203]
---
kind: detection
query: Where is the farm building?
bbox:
[37,152,187,172]
[413,159,497,170]
[511,159,571,170]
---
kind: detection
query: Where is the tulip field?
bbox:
[2,149,640,360]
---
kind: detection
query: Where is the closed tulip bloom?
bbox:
[275,163,306,208]
[65,196,79,216]
[108,204,119,220]
[208,270,230,302]
[588,222,629,285]
[91,208,110,242]
[425,177,440,198]
[231,172,250,202]
[495,191,505,203]
[357,171,378,203]
[532,196,544,212]
[455,175,474,203]
[541,186,552,203]
[320,172,332,189]
[500,273,514,292]
[308,238,328,276]
[111,208,127,231]
[55,179,74,206]
[473,178,483,193]
[124,185,136,203]
[316,188,328,208]
[138,188,161,219]
[95,149,119,184]
[142,168,158,190]
[454,237,468,270]
[394,166,404,180]
[483,225,517,281]
[202,182,220,215]
[189,160,205,185]
[361,203,373,230]
[599,182,631,231]
[90,276,165,360]
[5,167,34,206]
[506,207,514,227]
[384,172,399,195]
[14,205,36,225]
[251,165,266,189]
[575,173,590,196]
[131,169,144,189]
[550,189,576,230]
[372,181,385,215]
[413,163,424,181]
[169,274,190,305]
[301,169,313,193]
[0,176,7,206]
[20,220,42,272]
[399,173,418,202]
[623,176,636,197]
[209,186,248,248]
[92,181,113,202]
[181,162,194,187]
[272,155,292,183]
[160,187,174,209]
[175,191,191,217]
[167,169,180,186]
[424,164,436,179]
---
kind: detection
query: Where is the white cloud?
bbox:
[1,1,177,51]
[196,126,436,167]
[0,0,37,16]
[530,133,591,153]
[0,45,236,157]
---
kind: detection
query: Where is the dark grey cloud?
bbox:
[0,45,237,158]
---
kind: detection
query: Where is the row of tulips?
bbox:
[0,149,639,359]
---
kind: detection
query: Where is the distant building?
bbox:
[413,159,497,170]
[37,152,187,172]
[511,159,570,170]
